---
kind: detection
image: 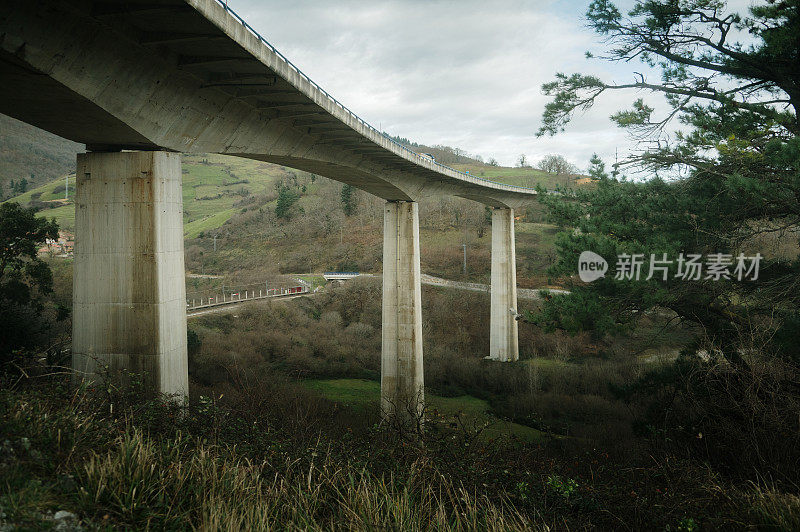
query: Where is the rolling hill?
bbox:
[0,114,81,200]
[2,116,596,291]
[4,153,564,235]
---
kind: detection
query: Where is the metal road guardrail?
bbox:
[322,271,360,280]
[187,285,308,312]
[212,0,538,192]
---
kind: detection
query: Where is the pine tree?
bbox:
[587,154,607,181]
[275,186,300,220]
[534,0,800,360]
[340,184,356,217]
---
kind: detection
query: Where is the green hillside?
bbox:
[451,163,566,189]
[179,154,288,237]
[3,152,576,288]
[0,114,81,200]
[4,153,563,234]
[3,153,287,234]
[6,173,76,205]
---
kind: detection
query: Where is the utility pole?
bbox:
[462,216,468,276]
[213,234,217,252]
[65,174,69,200]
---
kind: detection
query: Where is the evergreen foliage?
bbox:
[532,0,800,478]
[0,202,60,359]
[275,185,301,220]
[533,0,799,364]
[340,184,356,217]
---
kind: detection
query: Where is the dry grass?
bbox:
[746,485,800,530]
[1,376,546,530]
[2,370,795,530]
[78,429,539,531]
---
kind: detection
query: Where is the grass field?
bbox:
[303,378,545,443]
[34,203,75,228]
[2,174,78,229]
[525,357,572,368]
[179,154,286,236]
[295,274,327,289]
[184,208,237,239]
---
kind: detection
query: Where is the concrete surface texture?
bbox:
[72,151,189,398]
[381,201,425,423]
[489,208,519,362]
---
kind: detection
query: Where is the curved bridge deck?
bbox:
[0,0,537,207]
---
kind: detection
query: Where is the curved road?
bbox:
[187,274,569,318]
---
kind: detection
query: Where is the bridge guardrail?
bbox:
[212,0,537,193]
[187,285,308,312]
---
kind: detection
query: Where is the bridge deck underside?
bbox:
[0,0,536,207]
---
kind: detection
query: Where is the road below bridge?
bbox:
[186,273,570,319]
[419,274,569,300]
[331,273,568,300]
[187,291,312,318]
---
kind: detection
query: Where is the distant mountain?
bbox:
[0,114,82,200]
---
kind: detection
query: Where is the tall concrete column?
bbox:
[489,207,519,361]
[381,200,424,425]
[72,151,188,398]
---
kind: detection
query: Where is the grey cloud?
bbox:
[228,0,681,169]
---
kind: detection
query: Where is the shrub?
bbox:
[621,354,800,485]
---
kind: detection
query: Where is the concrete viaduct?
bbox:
[0,0,537,422]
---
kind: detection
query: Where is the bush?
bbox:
[621,354,800,485]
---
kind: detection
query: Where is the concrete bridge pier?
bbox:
[72,151,188,398]
[489,207,519,361]
[381,200,425,426]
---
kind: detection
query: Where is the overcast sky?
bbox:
[226,0,755,170]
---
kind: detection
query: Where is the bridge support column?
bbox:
[489,207,519,361]
[72,151,188,398]
[381,200,424,427]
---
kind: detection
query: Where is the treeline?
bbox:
[382,133,488,166]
